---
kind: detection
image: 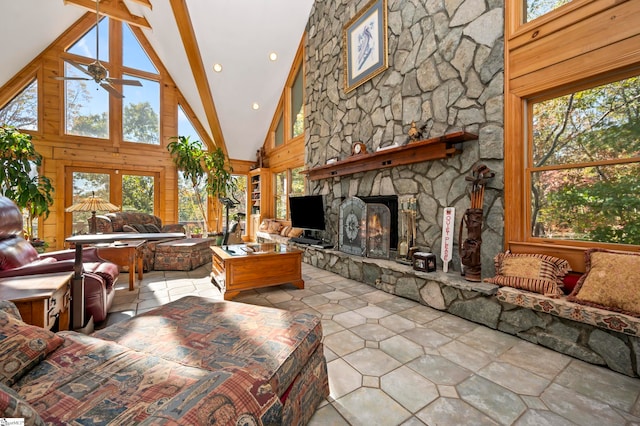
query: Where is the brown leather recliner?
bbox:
[0,197,118,323]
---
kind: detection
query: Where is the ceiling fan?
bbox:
[55,0,142,98]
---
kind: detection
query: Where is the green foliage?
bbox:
[167,136,235,234]
[124,102,159,144]
[0,79,38,130]
[532,75,640,245]
[0,126,54,238]
[122,175,154,213]
[70,112,108,138]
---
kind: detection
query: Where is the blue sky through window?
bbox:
[123,24,158,74]
[68,17,109,62]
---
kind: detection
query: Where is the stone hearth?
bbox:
[295,244,640,377]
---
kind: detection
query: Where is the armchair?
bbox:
[0,197,118,323]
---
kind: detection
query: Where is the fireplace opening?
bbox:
[360,195,398,250]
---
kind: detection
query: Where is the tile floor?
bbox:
[107,263,640,426]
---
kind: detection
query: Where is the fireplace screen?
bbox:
[366,203,391,259]
[339,197,391,258]
[339,197,367,256]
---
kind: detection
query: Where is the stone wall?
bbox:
[305,0,505,277]
[298,244,640,377]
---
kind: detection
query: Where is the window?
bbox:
[290,65,304,138]
[70,172,110,235]
[274,113,284,147]
[68,17,109,62]
[0,79,38,131]
[123,75,160,144]
[177,104,206,150]
[65,61,109,138]
[529,76,640,245]
[525,0,573,23]
[122,174,154,214]
[229,175,248,234]
[123,24,157,74]
[505,1,640,261]
[291,167,305,196]
[274,171,287,219]
[274,167,306,220]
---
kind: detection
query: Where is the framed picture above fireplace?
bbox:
[343,0,388,92]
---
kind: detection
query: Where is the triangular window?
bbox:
[123,24,157,74]
[67,17,109,62]
[0,78,38,131]
[178,104,206,150]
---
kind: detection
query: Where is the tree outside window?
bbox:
[530,75,640,245]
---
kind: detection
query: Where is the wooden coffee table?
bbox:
[211,243,304,300]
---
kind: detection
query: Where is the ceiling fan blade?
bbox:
[52,76,91,81]
[100,82,124,99]
[67,60,93,77]
[106,78,143,87]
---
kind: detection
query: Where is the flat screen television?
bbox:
[289,195,325,231]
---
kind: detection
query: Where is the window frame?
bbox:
[505,0,640,270]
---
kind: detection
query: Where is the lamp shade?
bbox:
[65,192,120,234]
[65,193,120,213]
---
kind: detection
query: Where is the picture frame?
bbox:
[343,0,388,93]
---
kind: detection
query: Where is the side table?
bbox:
[96,240,146,291]
[0,272,73,330]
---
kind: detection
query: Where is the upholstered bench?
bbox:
[153,237,214,270]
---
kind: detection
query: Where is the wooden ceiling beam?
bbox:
[169,0,228,158]
[64,0,151,29]
[127,0,152,9]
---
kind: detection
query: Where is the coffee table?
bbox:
[211,243,304,300]
[95,240,146,291]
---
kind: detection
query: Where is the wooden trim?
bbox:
[306,132,477,181]
[169,0,227,157]
[64,0,151,29]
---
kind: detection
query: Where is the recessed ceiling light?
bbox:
[213,63,223,72]
[269,52,278,61]
[252,103,260,110]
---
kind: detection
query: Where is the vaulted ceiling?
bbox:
[0,0,314,161]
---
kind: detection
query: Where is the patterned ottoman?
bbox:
[94,296,329,425]
[153,237,214,270]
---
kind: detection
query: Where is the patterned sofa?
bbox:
[95,211,186,271]
[0,296,329,425]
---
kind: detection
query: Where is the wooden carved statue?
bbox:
[458,164,495,282]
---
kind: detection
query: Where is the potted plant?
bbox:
[167,136,236,237]
[0,125,54,240]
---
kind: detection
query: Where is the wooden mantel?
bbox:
[306,131,478,180]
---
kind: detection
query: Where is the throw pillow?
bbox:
[130,223,148,233]
[122,224,138,233]
[143,223,161,233]
[280,226,291,237]
[568,248,640,317]
[267,221,283,234]
[0,381,45,426]
[288,228,304,238]
[484,252,571,297]
[0,311,64,386]
[259,220,271,231]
